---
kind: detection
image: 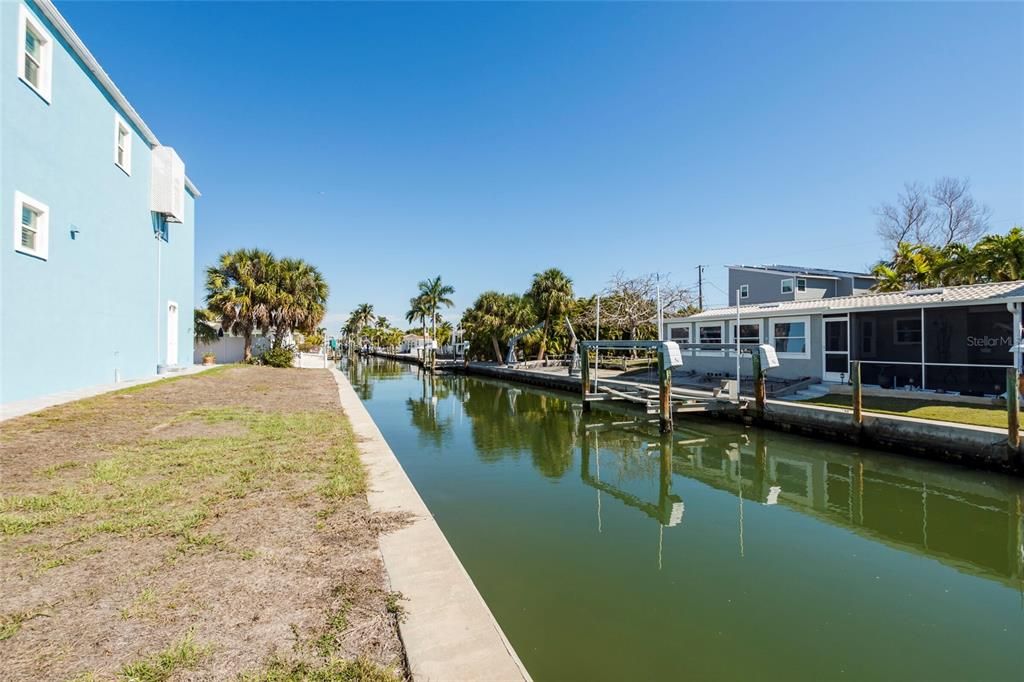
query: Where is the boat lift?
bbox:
[579,339,779,433]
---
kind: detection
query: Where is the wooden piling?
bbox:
[658,349,672,433]
[852,361,863,427]
[1007,367,1020,459]
[752,350,766,420]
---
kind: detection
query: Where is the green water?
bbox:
[346,357,1024,681]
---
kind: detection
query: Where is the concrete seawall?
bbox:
[371,353,1021,474]
[330,368,532,682]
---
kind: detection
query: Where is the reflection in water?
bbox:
[347,356,1024,680]
[354,356,1024,592]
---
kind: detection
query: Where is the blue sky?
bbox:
[60,1,1024,329]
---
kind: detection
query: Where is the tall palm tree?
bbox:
[417,276,455,346]
[350,303,375,343]
[527,268,574,361]
[405,295,431,342]
[271,258,329,348]
[205,248,276,361]
[193,308,218,344]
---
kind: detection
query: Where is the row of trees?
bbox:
[201,248,329,360]
[871,177,1022,291]
[871,228,1024,292]
[461,269,695,362]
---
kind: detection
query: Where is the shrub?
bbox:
[261,347,295,368]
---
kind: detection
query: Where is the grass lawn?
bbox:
[803,394,1014,429]
[0,366,406,681]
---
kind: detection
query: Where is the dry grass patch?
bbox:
[0,366,406,681]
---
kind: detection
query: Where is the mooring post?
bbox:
[658,348,672,434]
[752,350,766,420]
[581,347,591,412]
[1007,367,1020,459]
[852,361,863,427]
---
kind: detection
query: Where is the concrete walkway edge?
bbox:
[330,368,532,682]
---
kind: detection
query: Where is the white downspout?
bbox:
[156,228,162,371]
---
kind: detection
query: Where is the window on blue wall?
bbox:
[18,6,53,102]
[14,191,49,260]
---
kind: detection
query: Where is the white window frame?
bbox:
[113,114,132,175]
[668,323,691,355]
[796,278,807,292]
[696,321,725,356]
[769,315,811,359]
[13,191,50,260]
[17,5,53,103]
[781,278,795,295]
[730,320,762,344]
[739,284,749,299]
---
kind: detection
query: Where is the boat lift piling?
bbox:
[579,340,775,432]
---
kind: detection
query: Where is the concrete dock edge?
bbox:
[330,368,532,682]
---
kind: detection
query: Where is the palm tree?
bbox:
[463,291,507,362]
[205,248,276,361]
[974,227,1024,281]
[405,295,431,344]
[417,276,455,347]
[270,258,329,348]
[350,303,375,343]
[527,268,574,361]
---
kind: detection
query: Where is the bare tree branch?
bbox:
[874,182,931,249]
[929,176,990,246]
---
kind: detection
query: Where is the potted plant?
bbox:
[202,352,216,366]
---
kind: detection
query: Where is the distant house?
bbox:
[727,264,877,306]
[400,334,436,355]
[1,0,199,404]
[665,281,1024,396]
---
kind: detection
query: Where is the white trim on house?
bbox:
[696,321,725,356]
[17,4,53,103]
[113,113,132,175]
[768,315,811,359]
[30,0,200,196]
[13,191,49,260]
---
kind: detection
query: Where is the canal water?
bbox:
[345,357,1024,681]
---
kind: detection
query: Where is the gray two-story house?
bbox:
[727,265,877,306]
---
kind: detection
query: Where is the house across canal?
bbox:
[665,279,1024,397]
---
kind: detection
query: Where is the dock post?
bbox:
[752,350,766,421]
[852,361,863,427]
[581,348,591,412]
[1007,367,1020,460]
[658,348,672,434]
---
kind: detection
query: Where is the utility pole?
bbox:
[696,265,705,311]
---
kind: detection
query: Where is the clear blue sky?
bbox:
[60,1,1024,328]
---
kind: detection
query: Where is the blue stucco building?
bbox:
[1,0,199,405]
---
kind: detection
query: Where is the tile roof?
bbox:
[673,281,1024,321]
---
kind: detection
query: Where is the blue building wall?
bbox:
[0,0,196,403]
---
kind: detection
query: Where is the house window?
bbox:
[114,115,132,174]
[739,284,749,299]
[669,325,689,342]
[697,322,724,355]
[730,322,761,345]
[13,191,49,260]
[861,320,876,356]
[781,278,794,294]
[770,316,810,357]
[797,278,807,292]
[18,6,52,103]
[894,317,922,345]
